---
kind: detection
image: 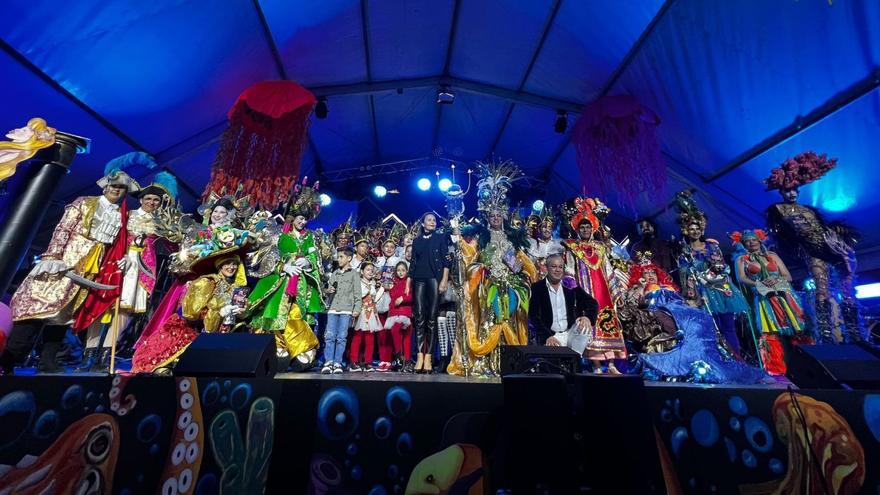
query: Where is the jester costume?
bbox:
[732,229,809,375]
[561,198,627,362]
[246,178,323,368]
[449,160,537,376]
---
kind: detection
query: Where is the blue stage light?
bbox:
[856,283,880,299]
[373,185,387,198]
[319,193,332,206]
[438,178,452,192]
[532,200,545,212]
[417,178,431,191]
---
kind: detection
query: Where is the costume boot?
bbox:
[76,348,99,372]
[415,352,425,373]
[37,341,63,373]
[815,299,835,344]
[840,298,865,343]
[91,348,112,372]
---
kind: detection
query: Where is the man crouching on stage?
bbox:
[528,254,598,350]
[1,153,142,374]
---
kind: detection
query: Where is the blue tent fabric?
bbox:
[1,0,878,270]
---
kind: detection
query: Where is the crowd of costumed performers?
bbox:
[0,149,868,384]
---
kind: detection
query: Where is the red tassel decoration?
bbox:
[203,80,316,209]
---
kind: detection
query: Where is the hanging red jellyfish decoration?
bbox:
[570,95,666,213]
[203,80,316,209]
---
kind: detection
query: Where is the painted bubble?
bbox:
[224,380,232,389]
[150,444,160,455]
[729,417,741,432]
[374,416,392,440]
[690,410,719,447]
[863,394,880,442]
[670,427,688,457]
[202,381,221,406]
[310,454,343,488]
[386,387,412,418]
[769,458,784,474]
[744,417,773,453]
[0,391,35,448]
[368,485,388,495]
[660,408,672,423]
[741,449,757,468]
[347,443,358,456]
[728,396,748,416]
[396,432,413,456]
[195,473,218,495]
[61,384,83,410]
[724,436,736,463]
[351,465,362,481]
[33,410,60,439]
[387,465,399,479]
[229,383,252,410]
[317,387,359,440]
[137,414,163,443]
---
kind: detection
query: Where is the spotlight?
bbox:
[532,199,545,212]
[438,178,452,192]
[856,282,880,299]
[373,185,388,198]
[437,85,455,105]
[315,97,328,119]
[554,110,567,134]
[319,193,332,206]
[417,178,432,191]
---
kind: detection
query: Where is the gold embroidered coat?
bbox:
[11,196,105,323]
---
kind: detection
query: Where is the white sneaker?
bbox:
[332,362,344,374]
[320,362,333,374]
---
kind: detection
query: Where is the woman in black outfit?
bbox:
[408,212,450,373]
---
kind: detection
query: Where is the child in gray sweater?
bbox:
[321,248,362,373]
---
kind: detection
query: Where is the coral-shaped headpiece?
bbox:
[563,197,603,233]
[475,158,523,215]
[763,151,837,191]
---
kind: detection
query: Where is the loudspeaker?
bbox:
[787,344,880,390]
[499,345,580,376]
[174,333,277,378]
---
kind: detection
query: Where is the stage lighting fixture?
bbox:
[437,85,455,105]
[438,178,452,192]
[417,178,432,191]
[532,200,545,212]
[319,193,332,206]
[315,97,329,119]
[373,185,388,198]
[856,282,880,299]
[554,110,567,133]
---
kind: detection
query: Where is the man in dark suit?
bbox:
[528,254,599,346]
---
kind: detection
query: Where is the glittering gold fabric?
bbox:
[11,196,103,323]
[182,275,230,333]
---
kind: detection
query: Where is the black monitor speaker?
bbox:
[499,345,581,375]
[787,344,880,389]
[174,333,277,378]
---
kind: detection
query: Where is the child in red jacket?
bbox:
[384,262,413,372]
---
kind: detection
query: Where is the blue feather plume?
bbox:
[151,171,178,200]
[104,151,158,175]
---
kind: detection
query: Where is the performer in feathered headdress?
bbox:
[731,229,809,375]
[764,151,864,343]
[560,197,627,373]
[2,152,145,374]
[81,163,183,371]
[674,190,749,355]
[246,177,324,371]
[447,159,537,376]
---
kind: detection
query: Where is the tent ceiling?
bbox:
[1,0,879,267]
